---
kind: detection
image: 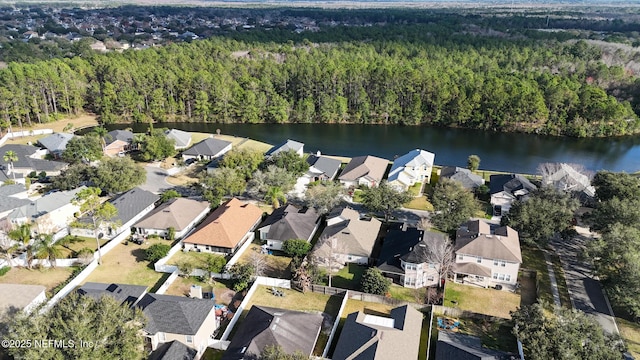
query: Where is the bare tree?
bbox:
[247,252,267,277]
[417,233,455,288]
[312,236,348,288]
[538,163,594,193]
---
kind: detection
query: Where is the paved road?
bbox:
[550,227,619,334]
[139,164,172,194]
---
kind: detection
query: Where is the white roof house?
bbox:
[387,149,435,191]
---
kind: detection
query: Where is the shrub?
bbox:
[360,268,391,295]
[282,239,312,258]
[145,243,171,263]
[0,266,10,277]
[76,247,95,265]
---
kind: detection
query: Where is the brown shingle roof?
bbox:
[339,155,389,183]
[183,198,263,248]
[133,198,209,232]
[455,220,522,263]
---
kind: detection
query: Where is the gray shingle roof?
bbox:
[455,220,522,263]
[77,282,147,307]
[377,224,448,275]
[440,166,484,190]
[265,139,304,157]
[133,198,209,232]
[105,130,133,146]
[307,155,342,180]
[8,187,84,222]
[164,129,192,149]
[222,306,323,360]
[489,174,537,196]
[37,133,74,154]
[436,332,513,360]
[316,208,382,258]
[182,138,232,157]
[136,293,215,335]
[149,340,196,360]
[0,195,31,213]
[258,204,319,242]
[339,155,388,184]
[333,305,423,360]
[0,144,67,173]
[110,187,159,225]
[0,183,26,197]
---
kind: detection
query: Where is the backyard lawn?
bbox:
[443,282,520,319]
[83,237,169,291]
[404,196,434,211]
[618,317,640,358]
[330,263,366,290]
[237,243,292,279]
[520,246,554,307]
[0,266,75,294]
[164,276,236,305]
[57,235,110,258]
[408,182,423,196]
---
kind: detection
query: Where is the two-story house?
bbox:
[387,149,435,192]
[489,174,537,217]
[377,224,447,289]
[453,220,522,289]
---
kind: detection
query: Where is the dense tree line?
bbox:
[0,34,637,137]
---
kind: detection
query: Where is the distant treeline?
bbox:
[0,35,637,137]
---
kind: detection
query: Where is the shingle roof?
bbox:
[136,293,215,335]
[332,305,423,360]
[133,198,209,232]
[164,129,192,149]
[0,183,26,197]
[377,225,449,275]
[388,149,435,183]
[453,262,493,277]
[307,155,342,180]
[316,208,381,258]
[105,130,133,146]
[440,166,484,189]
[110,187,159,225]
[436,332,513,360]
[258,204,319,242]
[37,133,74,153]
[339,155,389,183]
[222,306,324,360]
[182,138,232,157]
[77,282,147,307]
[544,163,595,197]
[265,139,304,157]
[149,340,197,360]
[183,198,263,249]
[0,196,32,214]
[489,174,537,196]
[0,144,67,172]
[455,220,522,263]
[8,187,84,222]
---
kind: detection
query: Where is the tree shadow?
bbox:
[131,248,147,263]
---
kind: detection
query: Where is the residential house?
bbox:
[257,204,320,251]
[181,138,232,162]
[77,282,147,307]
[222,306,323,360]
[37,132,74,159]
[0,184,30,220]
[71,187,159,238]
[164,129,192,150]
[136,293,217,359]
[541,163,595,201]
[182,198,263,255]
[0,284,46,327]
[103,130,134,157]
[290,153,341,198]
[332,305,422,360]
[0,144,67,178]
[439,166,485,190]
[265,139,304,158]
[149,341,197,360]
[436,332,513,360]
[489,174,537,216]
[8,187,85,236]
[338,155,389,188]
[388,149,435,191]
[312,207,382,266]
[133,198,210,240]
[377,223,447,288]
[453,220,522,289]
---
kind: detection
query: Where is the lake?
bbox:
[96,123,640,174]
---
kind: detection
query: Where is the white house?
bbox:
[387,149,435,191]
[8,187,85,236]
[453,220,522,289]
[133,198,210,240]
[290,153,342,198]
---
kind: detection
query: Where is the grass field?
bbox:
[617,317,640,358]
[57,235,110,258]
[404,195,434,211]
[83,237,169,290]
[237,243,292,279]
[164,276,236,305]
[246,285,342,315]
[521,246,554,307]
[443,282,520,319]
[3,114,98,145]
[0,267,74,294]
[331,263,366,290]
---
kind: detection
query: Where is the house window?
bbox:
[495,260,506,267]
[458,255,463,260]
[427,276,434,281]
[428,263,435,269]
[498,274,505,281]
[505,274,511,282]
[493,273,498,280]
[501,261,506,267]
[476,256,482,263]
[186,335,193,344]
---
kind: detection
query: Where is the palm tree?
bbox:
[8,223,34,268]
[35,234,65,268]
[264,186,286,209]
[0,243,19,267]
[3,150,18,180]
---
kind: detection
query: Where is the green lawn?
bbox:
[548,253,572,308]
[418,312,431,360]
[521,246,554,308]
[388,284,418,302]
[408,182,423,196]
[617,317,640,358]
[201,348,225,360]
[237,243,292,279]
[331,263,366,290]
[352,189,364,203]
[443,282,520,319]
[165,276,235,305]
[404,196,434,211]
[456,316,518,353]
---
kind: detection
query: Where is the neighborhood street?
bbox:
[139,164,171,195]
[551,226,619,334]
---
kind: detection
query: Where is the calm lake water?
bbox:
[97,123,640,174]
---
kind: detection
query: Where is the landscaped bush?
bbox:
[282,239,312,258]
[0,266,10,277]
[75,247,95,265]
[145,243,171,263]
[360,268,391,295]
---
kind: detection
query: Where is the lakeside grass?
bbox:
[3,114,99,145]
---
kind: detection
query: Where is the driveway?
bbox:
[139,164,172,194]
[550,227,619,334]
